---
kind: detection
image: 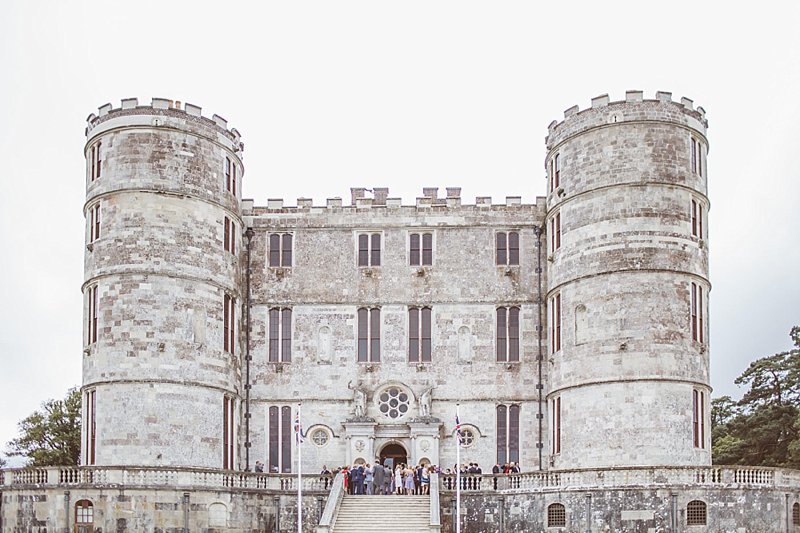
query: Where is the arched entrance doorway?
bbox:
[379,443,408,469]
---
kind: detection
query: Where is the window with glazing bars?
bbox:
[269,308,292,362]
[268,233,292,267]
[549,153,560,193]
[410,232,433,266]
[496,306,520,362]
[693,389,706,449]
[686,500,707,525]
[408,307,432,362]
[223,396,235,469]
[90,141,102,181]
[691,282,704,343]
[358,233,381,267]
[550,212,561,253]
[224,294,235,354]
[84,390,96,465]
[496,404,520,464]
[691,199,703,239]
[89,204,101,243]
[268,405,292,473]
[224,217,236,254]
[87,285,98,345]
[357,308,381,362]
[691,137,703,177]
[225,156,237,196]
[550,293,561,354]
[547,503,566,527]
[496,232,519,266]
[551,395,561,454]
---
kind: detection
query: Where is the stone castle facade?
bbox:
[10,91,794,533]
[79,90,710,475]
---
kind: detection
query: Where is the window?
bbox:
[496,404,520,464]
[87,285,98,345]
[693,389,706,449]
[268,233,292,267]
[551,395,561,455]
[358,233,381,267]
[357,308,381,362]
[75,500,94,532]
[224,156,237,196]
[90,141,102,182]
[268,405,292,473]
[410,232,433,266]
[686,500,707,526]
[377,386,411,419]
[224,217,236,254]
[496,306,520,362]
[88,204,101,243]
[409,307,432,362]
[84,390,96,466]
[690,282,705,343]
[550,212,561,253]
[224,294,235,354]
[691,199,704,239]
[311,428,330,447]
[458,427,476,447]
[549,153,561,193]
[550,293,561,354]
[793,502,799,526]
[223,396,235,469]
[496,231,520,266]
[268,308,292,362]
[690,137,703,177]
[547,503,566,527]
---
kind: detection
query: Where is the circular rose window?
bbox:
[459,428,475,447]
[377,387,410,419]
[311,429,329,447]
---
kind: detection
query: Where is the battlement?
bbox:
[85,98,242,148]
[546,90,708,150]
[243,187,544,216]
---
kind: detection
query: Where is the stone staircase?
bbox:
[331,495,431,533]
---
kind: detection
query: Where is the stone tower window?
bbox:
[496,306,520,362]
[550,293,561,354]
[691,199,704,239]
[496,231,520,266]
[793,502,799,525]
[86,285,98,345]
[88,204,101,243]
[496,404,520,464]
[550,396,561,455]
[550,212,561,253]
[686,500,707,525]
[690,137,703,177]
[410,232,433,266]
[357,307,381,362]
[222,396,235,470]
[377,386,411,419]
[75,499,94,531]
[269,233,293,267]
[84,389,96,466]
[224,156,237,196]
[223,217,236,254]
[549,153,561,193]
[693,389,706,449]
[90,141,101,182]
[690,282,705,344]
[223,294,235,354]
[408,307,432,363]
[268,308,292,362]
[547,503,566,527]
[358,233,381,267]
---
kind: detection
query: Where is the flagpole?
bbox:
[456,404,461,533]
[297,403,302,533]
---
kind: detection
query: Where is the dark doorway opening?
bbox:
[379,443,407,469]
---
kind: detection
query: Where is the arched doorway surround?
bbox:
[379,442,408,469]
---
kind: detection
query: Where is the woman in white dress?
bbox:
[394,465,404,495]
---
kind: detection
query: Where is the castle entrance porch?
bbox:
[379,442,407,468]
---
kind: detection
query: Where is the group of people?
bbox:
[324,462,439,495]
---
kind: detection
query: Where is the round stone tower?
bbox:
[82,98,244,468]
[545,91,710,469]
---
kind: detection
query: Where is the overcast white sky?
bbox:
[1,1,798,463]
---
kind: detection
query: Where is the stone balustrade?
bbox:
[0,465,332,492]
[438,465,800,492]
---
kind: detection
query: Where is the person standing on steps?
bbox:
[373,460,385,495]
[365,462,375,495]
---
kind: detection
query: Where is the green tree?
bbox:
[713,326,800,466]
[6,388,82,467]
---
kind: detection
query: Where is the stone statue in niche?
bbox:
[419,387,433,417]
[318,326,332,363]
[348,381,369,419]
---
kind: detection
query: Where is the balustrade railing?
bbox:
[0,465,791,493]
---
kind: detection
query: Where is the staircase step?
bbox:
[331,495,431,533]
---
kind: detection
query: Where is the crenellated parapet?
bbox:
[85,97,244,153]
[546,90,708,151]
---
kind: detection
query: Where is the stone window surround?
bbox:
[686,499,707,525]
[409,230,434,266]
[89,139,102,182]
[495,230,520,266]
[268,232,293,268]
[496,306,521,362]
[547,502,566,527]
[356,231,382,267]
